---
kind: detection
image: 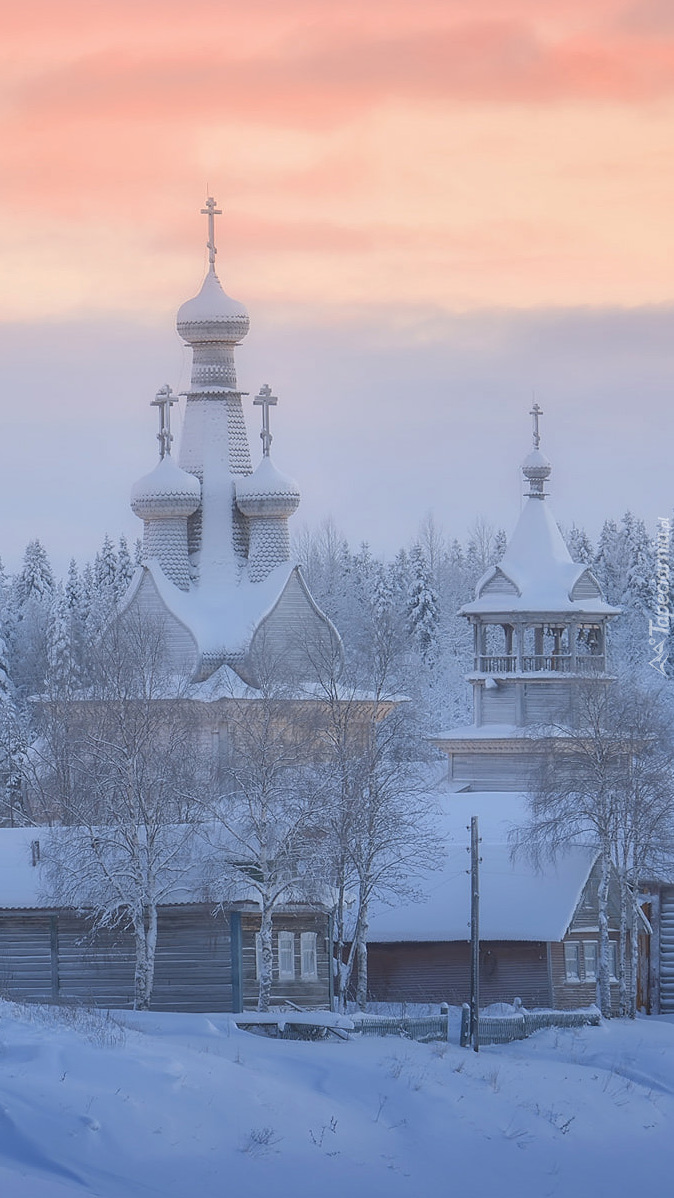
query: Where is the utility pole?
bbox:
[470,815,480,1052]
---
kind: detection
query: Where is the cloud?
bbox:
[6,1,674,139]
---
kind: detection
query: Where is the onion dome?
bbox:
[235,456,300,520]
[131,455,201,521]
[522,447,552,499]
[176,268,250,345]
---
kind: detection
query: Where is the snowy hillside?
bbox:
[1,1001,673,1197]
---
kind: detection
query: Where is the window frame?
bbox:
[300,931,318,980]
[564,940,581,981]
[277,930,296,981]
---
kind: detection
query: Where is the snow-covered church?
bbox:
[120,197,339,688]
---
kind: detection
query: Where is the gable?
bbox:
[479,568,520,598]
[570,570,602,601]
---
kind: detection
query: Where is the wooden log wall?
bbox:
[365,941,552,1009]
[240,912,331,1010]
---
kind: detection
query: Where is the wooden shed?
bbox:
[363,790,626,1014]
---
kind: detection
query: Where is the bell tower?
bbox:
[433,410,620,789]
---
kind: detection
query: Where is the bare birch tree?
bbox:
[303,627,442,1012]
[32,614,204,1010]
[204,657,329,1013]
[515,681,674,1018]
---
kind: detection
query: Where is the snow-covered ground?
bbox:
[1,1001,673,1197]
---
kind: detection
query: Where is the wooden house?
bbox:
[0,828,331,1012]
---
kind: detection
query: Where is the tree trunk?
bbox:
[257,905,274,1013]
[332,888,347,1013]
[355,896,369,1012]
[134,902,158,1011]
[618,872,629,1017]
[630,885,640,1019]
[597,845,612,1019]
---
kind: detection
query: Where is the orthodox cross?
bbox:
[530,401,543,450]
[254,383,278,457]
[152,384,178,459]
[201,196,222,269]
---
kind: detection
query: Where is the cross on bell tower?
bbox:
[151,384,178,459]
[254,384,278,457]
[530,401,543,450]
[200,196,222,269]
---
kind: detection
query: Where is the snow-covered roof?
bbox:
[367,790,597,943]
[120,558,327,681]
[461,498,618,618]
[0,826,258,911]
[432,723,529,742]
[0,792,595,941]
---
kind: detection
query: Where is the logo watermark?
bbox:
[649,516,671,676]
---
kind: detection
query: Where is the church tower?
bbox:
[433,406,619,790]
[119,199,340,687]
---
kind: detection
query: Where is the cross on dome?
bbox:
[200,196,222,269]
[254,384,278,457]
[530,401,543,450]
[151,384,178,459]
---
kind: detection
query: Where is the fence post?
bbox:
[460,1003,471,1048]
[440,1001,449,1042]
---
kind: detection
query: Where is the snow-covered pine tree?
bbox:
[46,587,79,699]
[65,559,82,611]
[566,524,594,565]
[622,514,655,614]
[16,540,54,605]
[116,535,134,595]
[594,519,626,606]
[406,544,440,664]
[94,535,118,598]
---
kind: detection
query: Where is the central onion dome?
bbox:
[236,456,300,519]
[131,455,201,521]
[176,267,250,346]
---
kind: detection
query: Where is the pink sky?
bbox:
[1,0,674,572]
[3,0,674,320]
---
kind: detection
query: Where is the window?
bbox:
[278,931,295,980]
[564,941,580,981]
[581,940,617,982]
[583,941,597,981]
[300,932,318,980]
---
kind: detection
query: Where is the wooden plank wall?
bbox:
[0,913,55,1002]
[241,912,331,1009]
[365,941,552,1008]
[549,935,623,1014]
[0,905,234,1012]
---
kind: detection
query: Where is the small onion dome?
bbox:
[522,446,552,495]
[235,456,300,519]
[131,455,201,521]
[176,268,250,345]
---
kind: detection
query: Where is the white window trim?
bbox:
[278,931,295,980]
[582,940,597,982]
[564,941,580,982]
[300,932,318,980]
